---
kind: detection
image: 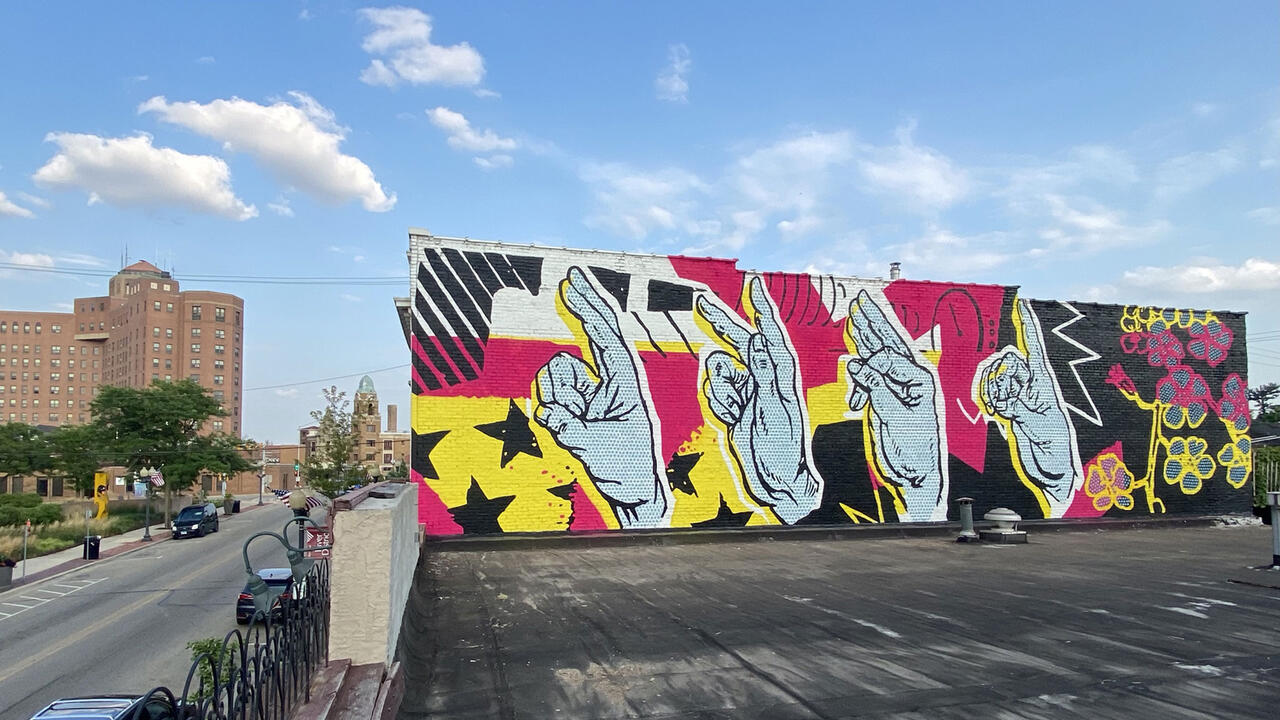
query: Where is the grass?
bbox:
[0,513,151,561]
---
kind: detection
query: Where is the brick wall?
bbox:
[408,233,1251,535]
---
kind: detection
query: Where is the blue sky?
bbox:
[1,1,1277,442]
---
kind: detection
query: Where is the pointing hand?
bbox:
[976,299,1079,515]
[844,290,946,522]
[533,267,672,528]
[697,277,822,524]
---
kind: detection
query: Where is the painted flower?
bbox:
[1119,332,1148,356]
[1163,436,1215,495]
[1216,436,1251,489]
[1105,364,1137,396]
[1185,317,1232,367]
[1084,453,1136,512]
[1147,308,1181,334]
[1215,373,1250,433]
[1156,365,1210,429]
[1120,306,1145,333]
[1146,330,1185,368]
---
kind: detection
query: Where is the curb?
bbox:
[422,514,1238,552]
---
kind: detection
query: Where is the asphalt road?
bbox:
[0,502,311,720]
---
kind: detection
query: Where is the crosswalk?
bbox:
[0,578,105,621]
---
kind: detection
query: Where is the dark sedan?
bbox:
[235,568,300,625]
[27,695,180,720]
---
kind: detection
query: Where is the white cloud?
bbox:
[274,388,299,398]
[298,9,313,21]
[339,293,362,302]
[1153,147,1241,202]
[140,93,396,212]
[1192,102,1217,117]
[580,162,708,240]
[473,88,501,99]
[474,155,513,170]
[0,250,54,267]
[32,132,256,220]
[0,191,35,219]
[879,226,1019,279]
[860,120,969,210]
[267,197,294,217]
[197,56,215,65]
[1123,258,1280,292]
[16,192,51,209]
[53,302,74,311]
[426,107,516,152]
[655,44,691,103]
[56,252,106,267]
[129,74,149,83]
[1247,207,1280,225]
[358,6,484,87]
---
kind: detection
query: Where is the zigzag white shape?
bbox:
[1052,301,1103,426]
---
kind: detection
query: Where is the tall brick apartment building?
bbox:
[0,260,244,496]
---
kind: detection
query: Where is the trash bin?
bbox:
[83,535,102,560]
[232,500,241,514]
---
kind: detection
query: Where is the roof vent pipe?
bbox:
[889,262,901,280]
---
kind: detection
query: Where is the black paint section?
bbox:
[691,494,754,528]
[475,399,544,467]
[425,249,491,342]
[665,452,701,496]
[646,279,695,312]
[463,250,504,294]
[508,255,544,296]
[447,477,515,534]
[802,420,899,525]
[484,252,524,289]
[442,247,494,315]
[412,429,449,480]
[589,266,631,311]
[417,264,486,368]
[411,298,467,384]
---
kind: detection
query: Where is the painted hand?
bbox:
[976,299,1079,515]
[697,277,821,525]
[534,267,672,529]
[844,290,946,522]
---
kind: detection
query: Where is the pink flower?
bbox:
[1215,373,1249,433]
[1146,330,1185,368]
[1186,318,1233,367]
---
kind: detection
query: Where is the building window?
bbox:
[166,303,173,313]
[213,420,224,431]
[189,374,200,382]
[215,307,226,322]
[213,390,224,402]
[152,342,160,352]
[213,375,223,385]
[190,343,200,353]
[51,324,60,333]
[214,344,224,355]
[383,440,392,450]
[235,310,241,325]
[165,343,172,354]
[34,323,41,334]
[191,328,201,337]
[163,283,171,291]
[165,327,173,338]
[190,358,201,368]
[153,301,161,311]
[150,281,158,290]
[214,360,224,370]
[51,346,60,355]
[152,358,159,368]
[191,305,202,320]
[214,329,225,339]
[153,327,160,337]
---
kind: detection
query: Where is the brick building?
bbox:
[0,260,244,498]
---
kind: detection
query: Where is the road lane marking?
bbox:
[3,602,35,609]
[0,578,105,624]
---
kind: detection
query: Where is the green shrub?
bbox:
[0,502,62,527]
[0,493,41,508]
[187,637,239,699]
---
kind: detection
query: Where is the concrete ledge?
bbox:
[291,658,349,720]
[371,662,403,720]
[423,514,1235,551]
[329,663,383,720]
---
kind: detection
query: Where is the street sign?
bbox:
[304,527,331,560]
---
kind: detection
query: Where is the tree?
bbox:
[302,386,364,498]
[45,424,106,497]
[0,423,51,478]
[91,380,235,526]
[1250,382,1280,421]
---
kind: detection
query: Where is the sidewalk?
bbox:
[2,492,271,591]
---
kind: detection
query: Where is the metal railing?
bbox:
[128,541,331,719]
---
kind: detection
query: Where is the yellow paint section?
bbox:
[805,382,850,429]
[667,423,772,527]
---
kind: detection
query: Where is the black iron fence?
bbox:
[128,561,330,720]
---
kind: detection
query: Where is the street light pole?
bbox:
[257,444,266,506]
[139,467,153,542]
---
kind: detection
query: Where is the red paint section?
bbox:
[760,273,846,390]
[669,255,745,313]
[638,351,704,462]
[414,469,464,535]
[1063,442,1123,519]
[417,338,583,398]
[883,281,1007,473]
[568,481,610,531]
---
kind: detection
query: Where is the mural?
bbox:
[408,235,1251,535]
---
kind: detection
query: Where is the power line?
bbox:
[244,364,410,392]
[0,263,404,286]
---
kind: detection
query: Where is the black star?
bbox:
[448,477,516,534]
[692,494,754,528]
[475,399,543,467]
[547,481,579,528]
[412,429,449,480]
[665,452,702,496]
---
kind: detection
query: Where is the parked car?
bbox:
[235,568,303,625]
[27,694,180,720]
[171,503,218,539]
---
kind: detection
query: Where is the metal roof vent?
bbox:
[979,507,1028,544]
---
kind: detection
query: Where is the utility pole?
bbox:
[256,444,266,506]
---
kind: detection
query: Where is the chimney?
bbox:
[889,262,901,280]
[386,404,398,433]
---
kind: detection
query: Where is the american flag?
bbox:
[272,489,324,509]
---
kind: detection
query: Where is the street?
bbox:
[0,502,313,720]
